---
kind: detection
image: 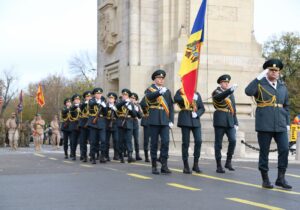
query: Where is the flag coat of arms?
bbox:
[178,0,207,103]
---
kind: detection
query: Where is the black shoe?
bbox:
[216,160,225,173]
[64,155,68,159]
[144,150,150,162]
[83,157,87,163]
[136,153,142,161]
[225,158,235,171]
[161,159,171,174]
[183,160,191,174]
[119,154,125,163]
[128,152,136,163]
[113,153,119,161]
[152,160,159,175]
[192,160,202,173]
[275,169,292,189]
[72,156,76,161]
[106,156,111,162]
[80,156,84,161]
[261,170,273,189]
[92,159,96,164]
[100,154,106,163]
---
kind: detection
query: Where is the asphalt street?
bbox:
[0,149,299,210]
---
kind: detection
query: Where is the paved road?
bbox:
[0,150,299,210]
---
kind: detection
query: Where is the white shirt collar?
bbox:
[266,77,277,89]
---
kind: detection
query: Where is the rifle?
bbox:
[92,104,102,124]
[121,102,130,128]
[108,107,116,129]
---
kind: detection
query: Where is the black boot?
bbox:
[183,160,191,174]
[113,151,119,160]
[64,151,68,159]
[106,152,111,162]
[71,152,76,161]
[128,152,136,163]
[91,154,96,164]
[161,158,171,174]
[261,170,273,189]
[100,152,106,163]
[82,156,87,163]
[192,159,202,173]
[144,150,150,162]
[119,153,125,163]
[275,169,292,189]
[135,151,142,161]
[96,152,100,160]
[224,156,235,171]
[216,159,225,173]
[124,150,128,157]
[152,159,159,175]
[80,156,83,161]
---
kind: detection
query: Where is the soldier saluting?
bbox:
[61,98,72,159]
[105,92,119,161]
[88,88,107,164]
[212,75,238,173]
[245,59,292,189]
[145,69,174,175]
[174,89,205,174]
[116,89,137,163]
[79,91,92,162]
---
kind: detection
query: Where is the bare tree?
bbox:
[68,50,97,84]
[0,69,18,117]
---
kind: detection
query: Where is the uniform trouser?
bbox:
[89,128,106,158]
[118,128,133,153]
[106,129,119,155]
[181,127,202,161]
[143,126,150,151]
[133,126,140,153]
[71,129,80,156]
[8,131,19,149]
[63,131,72,154]
[214,126,236,161]
[80,127,89,158]
[257,131,289,172]
[150,125,169,160]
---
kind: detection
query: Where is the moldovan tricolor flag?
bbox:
[178,0,207,103]
[36,83,45,107]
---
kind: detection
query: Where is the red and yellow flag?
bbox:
[178,0,207,103]
[36,83,45,107]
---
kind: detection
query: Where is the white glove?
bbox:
[85,101,88,104]
[234,125,239,131]
[134,105,139,112]
[159,87,167,94]
[257,69,269,80]
[112,106,117,111]
[192,112,198,118]
[169,122,173,128]
[193,93,198,101]
[125,98,130,102]
[125,101,130,106]
[74,104,79,107]
[230,84,238,92]
[287,125,290,131]
[96,100,101,104]
[100,101,106,108]
[127,104,132,111]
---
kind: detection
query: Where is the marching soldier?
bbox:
[69,94,81,160]
[116,89,137,163]
[61,98,72,159]
[79,91,92,162]
[31,114,45,152]
[50,115,61,150]
[140,95,150,162]
[6,112,19,150]
[130,92,143,161]
[174,89,205,174]
[245,58,292,189]
[145,69,174,175]
[212,74,238,173]
[87,88,107,164]
[105,92,119,161]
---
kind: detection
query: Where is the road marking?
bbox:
[49,157,58,160]
[167,183,201,191]
[238,166,257,171]
[168,159,179,162]
[192,173,300,195]
[63,161,74,164]
[286,173,300,178]
[104,167,120,172]
[127,173,152,180]
[226,198,285,210]
[34,153,45,157]
[127,162,300,195]
[80,164,93,168]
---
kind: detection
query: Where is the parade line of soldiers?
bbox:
[60,58,293,190]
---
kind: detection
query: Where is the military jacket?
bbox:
[61,106,71,132]
[116,100,137,129]
[87,96,107,130]
[79,101,89,128]
[106,102,118,131]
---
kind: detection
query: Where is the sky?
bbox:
[0,0,299,90]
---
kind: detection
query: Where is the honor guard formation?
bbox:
[59,58,293,189]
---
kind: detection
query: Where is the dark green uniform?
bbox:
[174,89,205,174]
[61,98,72,159]
[140,96,150,162]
